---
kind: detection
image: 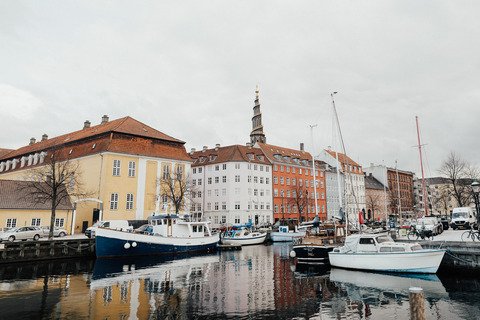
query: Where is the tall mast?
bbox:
[310,125,319,218]
[395,160,402,225]
[416,116,428,216]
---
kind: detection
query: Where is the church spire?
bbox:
[250,85,266,145]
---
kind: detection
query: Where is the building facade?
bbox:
[255,142,327,222]
[0,116,192,233]
[364,173,389,221]
[319,149,365,223]
[323,163,346,221]
[189,144,273,228]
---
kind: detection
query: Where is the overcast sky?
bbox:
[1,1,479,178]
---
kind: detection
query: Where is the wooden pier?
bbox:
[0,238,95,264]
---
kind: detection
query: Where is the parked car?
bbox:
[440,216,450,230]
[40,226,67,237]
[0,226,43,242]
[85,220,132,238]
[415,217,443,236]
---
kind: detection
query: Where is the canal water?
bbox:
[0,243,479,319]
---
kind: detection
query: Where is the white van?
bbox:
[85,220,132,238]
[451,207,476,230]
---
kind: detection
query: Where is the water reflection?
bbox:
[0,244,479,319]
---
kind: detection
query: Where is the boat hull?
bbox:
[328,249,446,274]
[293,244,335,264]
[95,228,220,258]
[221,233,266,246]
[270,231,306,242]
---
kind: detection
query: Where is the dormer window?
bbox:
[247,153,254,160]
[274,154,282,161]
[256,155,264,161]
[199,157,206,163]
[209,155,217,161]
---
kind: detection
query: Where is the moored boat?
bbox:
[290,221,346,264]
[95,214,220,258]
[328,233,445,274]
[220,227,267,246]
[270,219,306,242]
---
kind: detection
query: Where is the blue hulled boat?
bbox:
[95,215,220,258]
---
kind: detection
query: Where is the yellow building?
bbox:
[0,116,192,234]
[0,180,73,230]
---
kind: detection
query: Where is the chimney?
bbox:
[327,145,332,151]
[300,143,304,152]
[29,137,36,145]
[84,120,91,129]
[41,134,48,141]
[246,142,251,148]
[101,115,109,124]
[202,146,208,152]
[190,148,196,154]
[215,144,220,151]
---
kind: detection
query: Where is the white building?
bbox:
[189,144,273,228]
[323,163,346,221]
[318,149,365,224]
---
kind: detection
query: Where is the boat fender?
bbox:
[132,242,137,248]
[289,250,296,258]
[124,242,131,249]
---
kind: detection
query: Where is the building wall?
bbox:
[325,169,345,220]
[192,161,273,227]
[0,208,72,231]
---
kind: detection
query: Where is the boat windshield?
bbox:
[376,236,393,243]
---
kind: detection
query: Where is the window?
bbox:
[248,176,252,182]
[286,177,290,185]
[128,161,136,177]
[6,218,17,228]
[274,176,278,184]
[199,168,203,173]
[176,166,183,180]
[222,202,227,210]
[286,166,290,173]
[266,177,270,184]
[198,178,202,186]
[266,167,270,172]
[235,175,240,182]
[55,218,65,228]
[223,164,227,170]
[215,202,219,210]
[162,165,170,179]
[215,165,219,171]
[113,160,121,176]
[208,177,212,184]
[254,176,258,183]
[274,189,278,197]
[193,168,197,174]
[223,176,226,183]
[280,177,284,185]
[235,216,240,224]
[31,218,41,226]
[110,193,119,210]
[260,177,264,184]
[126,193,134,210]
[215,176,219,183]
[274,204,278,213]
[215,189,220,196]
[235,188,240,195]
[235,202,240,210]
[235,163,240,169]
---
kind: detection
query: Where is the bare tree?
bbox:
[433,185,451,216]
[287,184,310,222]
[157,167,194,216]
[17,148,87,239]
[438,152,469,207]
[366,193,382,220]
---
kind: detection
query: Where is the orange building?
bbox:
[255,142,327,222]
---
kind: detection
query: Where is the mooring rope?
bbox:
[445,249,480,267]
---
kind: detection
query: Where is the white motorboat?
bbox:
[221,228,267,246]
[328,234,445,274]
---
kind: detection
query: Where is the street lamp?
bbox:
[471,179,480,226]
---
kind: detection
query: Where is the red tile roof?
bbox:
[1,116,185,160]
[0,149,12,159]
[324,149,363,173]
[190,145,270,166]
[256,142,319,168]
[0,180,73,210]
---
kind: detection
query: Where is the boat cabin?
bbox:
[342,234,423,253]
[146,215,213,238]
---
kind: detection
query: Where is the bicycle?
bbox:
[461,228,480,241]
[407,225,434,241]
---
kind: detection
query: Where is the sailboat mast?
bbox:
[416,116,428,216]
[395,160,402,225]
[310,125,319,218]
